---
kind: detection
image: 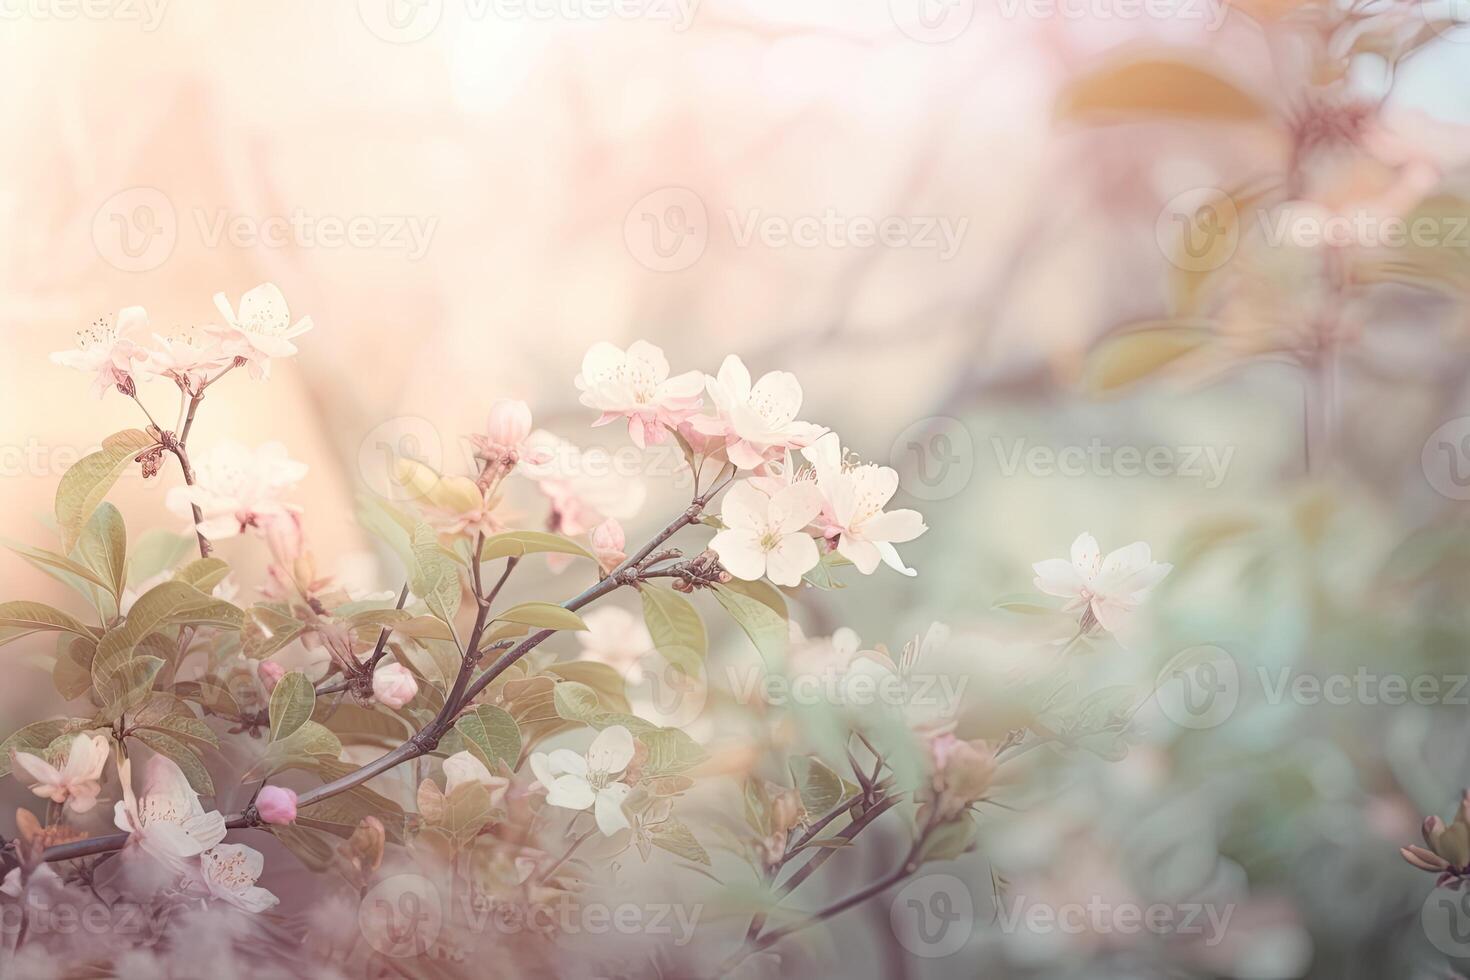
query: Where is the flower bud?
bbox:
[256,786,298,825]
[372,662,419,709]
[258,661,286,693]
[590,519,627,573]
[485,399,533,451]
[927,733,997,821]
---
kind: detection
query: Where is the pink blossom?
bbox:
[372,662,418,709]
[257,661,286,693]
[1032,532,1172,634]
[208,283,313,380]
[590,518,627,573]
[50,307,151,398]
[802,433,927,577]
[255,786,298,825]
[575,341,704,448]
[166,441,307,540]
[141,331,230,393]
[690,355,825,470]
[470,399,554,471]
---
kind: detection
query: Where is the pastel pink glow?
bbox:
[255,786,298,825]
[372,662,419,709]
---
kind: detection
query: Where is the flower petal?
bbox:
[587,725,635,774]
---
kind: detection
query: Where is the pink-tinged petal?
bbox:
[11,751,63,790]
[765,533,819,587]
[587,725,636,774]
[1100,541,1152,579]
[1092,597,1134,633]
[800,431,843,485]
[1119,561,1172,598]
[770,482,823,534]
[66,784,100,814]
[594,783,633,836]
[1070,533,1101,581]
[1032,559,1084,598]
[1404,845,1451,872]
[716,354,753,400]
[874,541,917,577]
[720,481,769,532]
[837,536,882,575]
[747,370,804,426]
[726,439,770,471]
[710,529,767,581]
[862,508,927,544]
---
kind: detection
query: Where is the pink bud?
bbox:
[590,519,627,571]
[372,662,419,710]
[258,661,286,693]
[485,399,533,450]
[256,785,298,825]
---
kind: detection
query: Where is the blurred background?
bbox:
[4,0,1470,977]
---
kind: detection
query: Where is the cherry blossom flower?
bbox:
[469,399,553,471]
[802,433,927,577]
[141,331,230,393]
[372,662,419,709]
[1032,532,1173,634]
[208,282,313,380]
[575,341,704,448]
[443,751,509,807]
[113,754,228,872]
[529,725,636,836]
[199,843,279,913]
[255,786,298,825]
[577,606,653,684]
[521,431,647,536]
[589,518,627,573]
[923,733,997,821]
[690,355,825,470]
[10,733,109,813]
[166,441,307,540]
[50,307,150,398]
[709,480,824,587]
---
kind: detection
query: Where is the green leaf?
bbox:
[552,681,604,725]
[640,728,707,777]
[801,551,851,591]
[648,820,710,866]
[76,503,128,600]
[454,705,521,769]
[127,531,193,585]
[53,635,95,700]
[135,713,219,751]
[269,672,316,741]
[494,602,588,633]
[260,721,344,774]
[174,557,231,593]
[91,581,233,688]
[0,601,94,645]
[96,655,164,720]
[55,429,155,552]
[789,757,846,818]
[640,585,706,671]
[130,728,213,796]
[4,540,115,597]
[712,581,789,665]
[480,531,595,564]
[411,523,462,625]
[918,815,977,863]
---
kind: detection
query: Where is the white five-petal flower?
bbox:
[50,307,151,398]
[1032,532,1173,634]
[709,480,824,587]
[529,725,636,836]
[208,283,313,379]
[802,433,927,577]
[575,341,705,448]
[166,441,307,540]
[690,355,825,470]
[199,843,279,913]
[10,733,109,813]
[113,754,227,872]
